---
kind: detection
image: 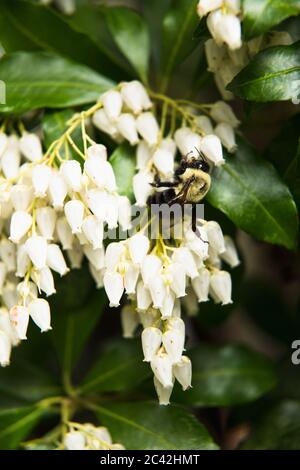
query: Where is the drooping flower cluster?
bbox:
[63,422,125,450]
[0,79,241,405]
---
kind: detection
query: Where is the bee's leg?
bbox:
[192,205,209,244]
[151,181,177,188]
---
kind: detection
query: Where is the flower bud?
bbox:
[47,244,69,276]
[60,160,82,192]
[0,331,11,366]
[10,184,33,211]
[136,281,152,311]
[92,109,119,138]
[153,376,174,405]
[48,172,68,209]
[64,431,86,451]
[101,89,123,121]
[151,351,173,388]
[86,144,107,162]
[103,271,124,307]
[121,81,152,114]
[32,164,51,197]
[173,356,192,390]
[19,132,43,162]
[200,134,224,166]
[210,101,240,128]
[210,270,232,305]
[215,122,237,153]
[116,113,139,145]
[128,233,149,264]
[142,327,162,362]
[82,215,103,250]
[9,211,32,243]
[64,200,85,234]
[121,304,139,338]
[36,207,57,240]
[28,298,51,332]
[136,112,159,147]
[10,305,29,340]
[25,236,47,269]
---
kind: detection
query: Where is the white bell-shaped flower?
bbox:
[166,317,185,335]
[149,275,167,309]
[142,327,162,362]
[36,207,56,240]
[220,235,240,268]
[19,132,43,162]
[116,113,139,145]
[105,194,119,229]
[210,270,232,305]
[64,200,85,234]
[47,244,69,276]
[120,304,139,338]
[67,241,84,269]
[185,227,209,259]
[9,211,32,243]
[153,376,174,406]
[133,170,153,207]
[92,109,119,138]
[169,262,186,298]
[215,122,237,152]
[219,13,242,50]
[151,351,173,388]
[89,264,104,289]
[1,137,21,179]
[0,308,18,345]
[136,281,152,311]
[0,240,16,272]
[83,245,105,271]
[200,134,224,166]
[82,215,103,250]
[210,101,240,127]
[0,331,11,366]
[10,305,30,340]
[28,298,51,332]
[128,233,149,264]
[162,327,185,363]
[103,271,124,307]
[0,131,8,157]
[56,217,74,250]
[25,235,47,269]
[136,141,151,170]
[173,356,192,390]
[2,283,19,310]
[64,431,86,451]
[10,184,33,211]
[195,115,214,134]
[60,160,82,192]
[32,164,51,198]
[33,266,56,297]
[136,112,159,147]
[207,9,224,45]
[121,81,152,114]
[161,290,175,319]
[118,196,132,231]
[153,148,174,177]
[16,244,30,278]
[141,255,162,286]
[101,89,123,121]
[124,263,139,294]
[192,268,210,302]
[197,0,223,17]
[104,241,126,271]
[174,127,202,156]
[84,157,116,192]
[86,143,107,162]
[172,247,198,279]
[86,189,108,221]
[48,172,68,209]
[203,220,225,253]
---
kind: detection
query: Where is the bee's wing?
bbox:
[167,177,194,205]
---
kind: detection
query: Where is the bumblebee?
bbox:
[148,148,211,233]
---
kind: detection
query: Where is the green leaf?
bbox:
[110,143,136,199]
[241,400,300,449]
[242,0,300,39]
[0,51,114,114]
[94,401,218,450]
[228,42,300,102]
[207,137,299,250]
[174,344,277,407]
[142,0,171,67]
[80,339,150,394]
[161,0,199,91]
[105,7,150,83]
[50,287,106,374]
[0,405,46,450]
[0,0,125,79]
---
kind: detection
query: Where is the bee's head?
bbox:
[182,147,210,173]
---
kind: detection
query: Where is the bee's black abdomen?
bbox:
[147,188,177,206]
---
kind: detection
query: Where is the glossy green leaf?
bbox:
[242,400,300,449]
[105,7,150,83]
[161,0,199,91]
[0,406,47,450]
[110,143,136,199]
[50,286,106,373]
[95,401,218,450]
[0,0,125,78]
[228,42,300,102]
[207,137,299,250]
[0,52,114,114]
[80,339,150,394]
[243,0,300,39]
[174,344,277,407]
